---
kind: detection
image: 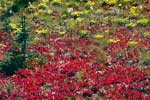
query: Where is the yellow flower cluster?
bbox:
[144,32,150,37]
[93,34,104,39]
[9,23,17,29]
[14,28,21,33]
[129,6,138,17]
[9,23,21,33]
[79,30,88,35]
[107,38,120,43]
[71,11,83,17]
[28,0,53,16]
[122,0,132,3]
[127,41,138,46]
[35,29,48,34]
[76,18,84,23]
[127,22,137,28]
[0,0,14,13]
[85,1,95,8]
[59,32,65,35]
[104,0,118,4]
[28,2,36,9]
[38,3,48,9]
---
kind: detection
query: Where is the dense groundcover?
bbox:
[0,35,150,99]
[0,0,150,100]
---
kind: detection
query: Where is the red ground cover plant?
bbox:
[0,30,150,99]
[1,61,149,99]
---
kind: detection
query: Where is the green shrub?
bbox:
[0,16,29,75]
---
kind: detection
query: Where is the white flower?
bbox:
[90,6,93,10]
[67,8,73,13]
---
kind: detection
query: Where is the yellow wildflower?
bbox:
[144,32,150,37]
[127,41,138,46]
[28,2,36,9]
[71,11,83,17]
[35,29,48,34]
[47,9,53,15]
[9,23,17,29]
[14,28,21,33]
[122,0,132,3]
[59,32,65,35]
[107,39,120,43]
[104,0,118,4]
[79,30,88,37]
[129,6,138,17]
[93,34,104,39]
[80,30,88,34]
[85,1,95,8]
[118,4,122,7]
[38,3,48,9]
[127,22,137,27]
[76,17,84,23]
[67,22,76,29]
